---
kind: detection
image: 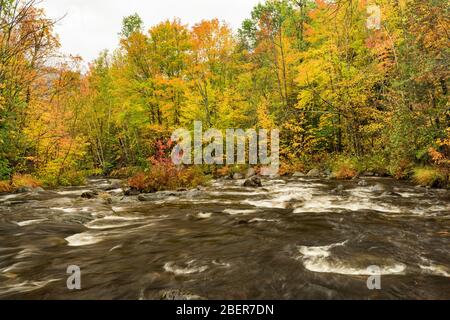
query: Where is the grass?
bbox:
[413,167,447,188]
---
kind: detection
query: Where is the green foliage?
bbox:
[120,13,143,38]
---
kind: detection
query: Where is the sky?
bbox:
[39,0,262,63]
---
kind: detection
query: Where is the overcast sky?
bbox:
[39,0,262,63]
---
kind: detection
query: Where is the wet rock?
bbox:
[138,194,153,202]
[371,183,386,193]
[245,168,257,179]
[358,180,368,187]
[382,191,402,197]
[101,182,122,191]
[33,187,45,193]
[81,191,99,199]
[159,289,204,301]
[331,185,345,194]
[292,172,306,177]
[362,172,375,177]
[15,187,34,194]
[233,173,245,180]
[307,169,321,177]
[124,188,141,196]
[177,188,188,192]
[243,176,263,188]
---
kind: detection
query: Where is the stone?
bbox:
[15,186,34,194]
[306,169,321,177]
[245,168,257,179]
[159,289,204,301]
[292,172,306,177]
[233,173,245,180]
[243,176,263,188]
[382,191,402,198]
[81,191,98,199]
[124,188,140,196]
[331,184,345,194]
[358,180,368,187]
[138,194,152,202]
[371,183,386,193]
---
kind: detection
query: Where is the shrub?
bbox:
[0,174,42,193]
[389,159,414,180]
[129,163,209,193]
[413,167,447,188]
[331,156,359,180]
[361,154,389,176]
[279,161,306,176]
[39,170,86,187]
[0,181,12,193]
[110,167,142,179]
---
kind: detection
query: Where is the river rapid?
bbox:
[0,176,449,299]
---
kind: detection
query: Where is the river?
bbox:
[0,176,449,299]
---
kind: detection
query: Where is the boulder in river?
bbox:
[243,176,263,188]
[245,168,257,179]
[124,188,141,196]
[101,181,122,191]
[81,191,99,199]
[292,172,306,177]
[331,184,345,194]
[15,186,34,194]
[358,180,368,187]
[382,191,402,198]
[306,169,322,177]
[138,194,153,202]
[371,183,386,193]
[233,173,245,180]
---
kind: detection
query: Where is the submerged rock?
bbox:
[371,183,386,193]
[81,191,99,199]
[358,180,369,187]
[138,194,153,202]
[331,185,345,194]
[382,191,402,198]
[243,176,263,188]
[159,289,204,300]
[100,181,122,191]
[124,188,141,196]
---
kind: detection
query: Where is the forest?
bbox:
[0,0,449,192]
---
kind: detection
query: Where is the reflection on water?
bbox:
[0,177,449,299]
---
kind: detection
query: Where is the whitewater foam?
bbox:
[163,261,208,275]
[297,241,406,275]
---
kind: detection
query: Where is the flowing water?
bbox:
[0,177,449,300]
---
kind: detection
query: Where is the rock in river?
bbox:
[243,176,263,188]
[306,169,321,177]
